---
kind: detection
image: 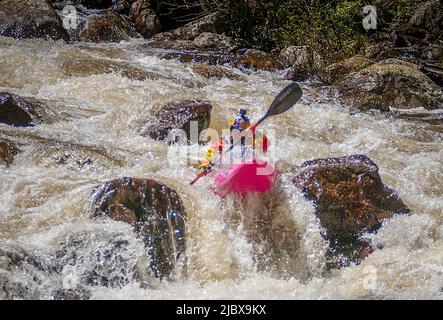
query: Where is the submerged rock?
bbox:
[0,243,56,299]
[55,230,141,288]
[90,177,187,279]
[79,9,137,42]
[338,58,443,112]
[0,0,69,41]
[143,100,212,142]
[191,64,244,81]
[293,154,410,268]
[0,139,19,166]
[0,92,56,127]
[59,51,161,80]
[51,287,91,300]
[129,0,160,38]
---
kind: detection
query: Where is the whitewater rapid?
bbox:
[0,37,442,299]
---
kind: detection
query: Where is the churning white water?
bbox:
[0,36,442,299]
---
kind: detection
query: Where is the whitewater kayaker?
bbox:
[229,108,251,157]
[195,139,225,172]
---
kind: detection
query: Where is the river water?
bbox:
[0,36,442,299]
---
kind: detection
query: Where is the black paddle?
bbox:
[190,82,303,185]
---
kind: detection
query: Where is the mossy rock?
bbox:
[324,55,374,84]
[338,58,443,112]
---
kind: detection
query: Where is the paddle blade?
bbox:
[267,82,303,117]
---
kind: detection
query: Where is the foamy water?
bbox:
[0,37,442,300]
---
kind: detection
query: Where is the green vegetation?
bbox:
[154,0,426,54]
[210,0,427,54]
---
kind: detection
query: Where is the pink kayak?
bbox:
[212,159,276,198]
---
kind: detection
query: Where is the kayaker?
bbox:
[196,139,224,172]
[229,108,251,157]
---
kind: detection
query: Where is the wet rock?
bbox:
[420,45,443,87]
[143,100,212,142]
[32,143,123,171]
[91,177,187,279]
[236,49,283,71]
[293,154,410,268]
[323,55,373,85]
[0,92,56,127]
[191,64,244,81]
[55,230,140,287]
[280,46,323,80]
[405,0,442,39]
[421,44,442,65]
[112,0,134,14]
[363,41,396,61]
[338,58,443,112]
[0,0,69,41]
[149,38,198,51]
[193,32,238,52]
[51,287,91,300]
[0,243,57,299]
[420,63,443,88]
[79,9,137,42]
[0,139,19,167]
[129,0,161,38]
[280,46,313,69]
[59,51,161,80]
[171,13,225,41]
[49,0,114,9]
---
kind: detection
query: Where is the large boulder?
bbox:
[171,13,225,41]
[0,0,69,41]
[280,46,323,80]
[78,9,137,42]
[143,100,212,142]
[338,58,443,112]
[0,92,56,127]
[0,139,19,167]
[90,177,187,279]
[193,32,238,52]
[293,155,410,268]
[129,0,161,38]
[323,55,374,85]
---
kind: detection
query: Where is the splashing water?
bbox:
[0,37,442,300]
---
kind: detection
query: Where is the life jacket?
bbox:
[230,115,251,131]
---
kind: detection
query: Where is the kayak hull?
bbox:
[212,160,275,198]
